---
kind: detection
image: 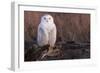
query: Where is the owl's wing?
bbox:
[37,25,49,46]
[49,24,57,47]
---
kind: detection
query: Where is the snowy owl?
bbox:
[37,14,57,56]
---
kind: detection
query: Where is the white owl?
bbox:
[37,14,57,56]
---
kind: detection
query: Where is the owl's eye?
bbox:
[49,17,51,20]
[44,17,46,20]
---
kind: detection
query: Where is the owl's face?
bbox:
[41,14,54,24]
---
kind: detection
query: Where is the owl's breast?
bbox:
[46,23,56,32]
[39,22,56,33]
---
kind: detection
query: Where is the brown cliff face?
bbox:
[24,11,90,61]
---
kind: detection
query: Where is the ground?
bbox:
[24,41,90,61]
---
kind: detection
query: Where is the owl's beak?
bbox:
[46,20,48,22]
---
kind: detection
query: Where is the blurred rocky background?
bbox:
[24,11,90,61]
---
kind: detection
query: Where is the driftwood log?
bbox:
[25,41,90,61]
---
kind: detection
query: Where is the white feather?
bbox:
[37,14,57,47]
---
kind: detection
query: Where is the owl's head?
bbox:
[41,14,54,24]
